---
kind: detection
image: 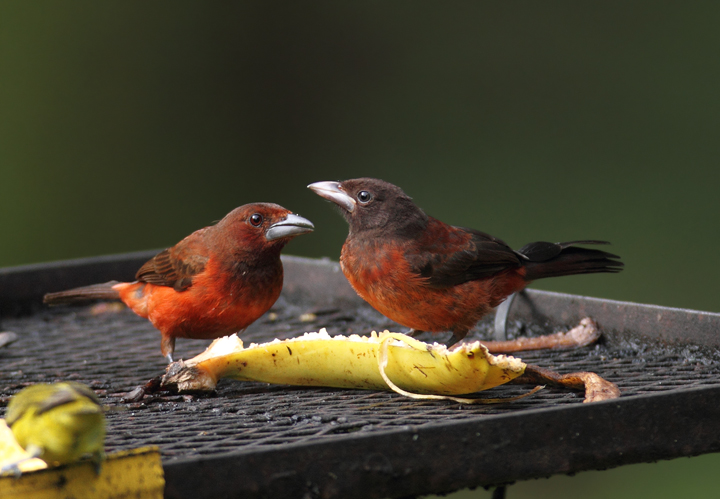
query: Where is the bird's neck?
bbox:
[349,212,427,242]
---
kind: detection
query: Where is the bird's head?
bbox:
[308,178,427,236]
[218,203,314,252]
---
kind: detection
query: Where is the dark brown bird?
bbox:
[309,178,622,346]
[44,203,314,361]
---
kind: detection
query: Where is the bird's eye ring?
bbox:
[250,213,263,226]
[357,191,373,204]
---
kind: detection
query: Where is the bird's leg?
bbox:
[91,449,106,475]
[445,329,468,349]
[445,335,461,349]
[492,485,507,499]
[409,328,464,348]
[161,336,176,364]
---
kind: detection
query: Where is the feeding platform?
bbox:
[1,253,719,498]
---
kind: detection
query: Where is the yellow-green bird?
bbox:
[3,382,106,474]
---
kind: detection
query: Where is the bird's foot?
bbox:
[445,333,465,349]
[91,450,106,475]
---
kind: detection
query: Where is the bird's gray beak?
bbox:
[307,181,356,213]
[265,213,314,241]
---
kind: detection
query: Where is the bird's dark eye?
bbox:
[357,191,373,204]
[250,213,263,226]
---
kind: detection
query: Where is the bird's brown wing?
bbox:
[406,225,522,288]
[136,228,210,292]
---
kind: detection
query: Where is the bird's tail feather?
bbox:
[521,241,623,281]
[43,281,121,305]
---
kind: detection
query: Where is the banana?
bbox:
[162,330,527,400]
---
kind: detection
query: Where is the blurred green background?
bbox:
[2,2,719,497]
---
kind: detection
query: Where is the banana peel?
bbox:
[162,330,527,400]
[160,326,619,403]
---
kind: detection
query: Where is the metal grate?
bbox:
[3,254,720,498]
[3,294,720,462]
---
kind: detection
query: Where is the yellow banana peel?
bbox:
[162,330,529,402]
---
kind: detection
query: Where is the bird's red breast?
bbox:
[340,218,527,334]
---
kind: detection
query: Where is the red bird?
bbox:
[44,203,314,361]
[309,178,622,346]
